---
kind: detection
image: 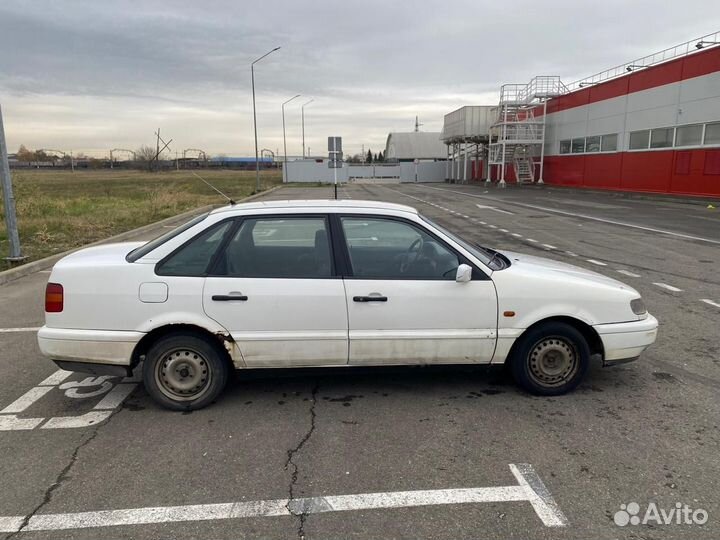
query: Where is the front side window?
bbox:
[629,130,650,150]
[341,217,459,279]
[219,217,332,278]
[650,127,674,149]
[571,138,585,154]
[559,140,571,154]
[156,220,232,276]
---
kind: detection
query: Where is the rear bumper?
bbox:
[37,326,144,367]
[593,314,658,366]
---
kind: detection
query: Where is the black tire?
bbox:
[509,322,590,396]
[142,333,230,411]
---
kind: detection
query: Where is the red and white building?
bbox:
[446,33,720,198]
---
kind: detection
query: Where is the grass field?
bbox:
[0,169,282,266]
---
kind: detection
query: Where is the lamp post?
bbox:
[282,94,301,182]
[251,46,281,192]
[301,98,314,158]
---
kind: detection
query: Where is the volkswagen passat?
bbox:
[38,200,658,410]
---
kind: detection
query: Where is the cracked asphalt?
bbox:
[0,183,719,539]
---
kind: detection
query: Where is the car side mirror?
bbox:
[455,264,472,283]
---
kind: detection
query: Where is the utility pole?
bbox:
[301,98,314,158]
[251,46,281,192]
[0,105,24,264]
[155,128,160,172]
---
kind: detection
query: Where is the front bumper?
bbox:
[37,326,144,367]
[593,314,658,366]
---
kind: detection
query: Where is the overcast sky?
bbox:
[0,0,717,158]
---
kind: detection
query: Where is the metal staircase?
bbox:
[488,76,567,186]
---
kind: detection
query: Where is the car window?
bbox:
[219,217,333,278]
[126,212,210,262]
[341,217,459,279]
[156,220,233,276]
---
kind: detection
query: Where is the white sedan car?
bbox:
[38,200,658,410]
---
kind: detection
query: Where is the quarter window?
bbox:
[629,130,650,150]
[156,220,232,276]
[219,217,332,278]
[675,124,703,147]
[341,217,459,280]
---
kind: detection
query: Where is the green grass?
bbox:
[0,169,282,266]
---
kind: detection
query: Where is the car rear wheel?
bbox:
[510,322,590,395]
[142,333,230,411]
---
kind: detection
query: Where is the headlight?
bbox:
[630,298,647,315]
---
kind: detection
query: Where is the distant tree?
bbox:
[135,145,159,170]
[16,145,34,162]
[366,149,373,163]
[378,150,384,162]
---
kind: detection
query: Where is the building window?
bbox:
[586,136,601,153]
[675,124,703,147]
[705,122,720,145]
[601,133,618,152]
[650,127,674,149]
[571,138,585,154]
[559,140,571,154]
[629,130,650,150]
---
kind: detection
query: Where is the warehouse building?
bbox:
[446,31,720,197]
[384,132,447,162]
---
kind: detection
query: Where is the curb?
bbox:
[0,185,282,287]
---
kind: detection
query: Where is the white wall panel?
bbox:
[626,107,678,131]
[678,72,720,103]
[678,96,720,124]
[626,84,679,112]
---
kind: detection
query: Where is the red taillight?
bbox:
[45,283,64,313]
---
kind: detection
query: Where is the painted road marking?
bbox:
[565,251,578,257]
[526,238,538,243]
[586,259,607,266]
[653,282,683,292]
[511,233,522,238]
[701,299,720,308]
[541,244,557,250]
[0,327,41,333]
[0,370,138,431]
[0,464,567,533]
[500,228,509,233]
[421,186,720,246]
[476,203,514,215]
[489,225,497,229]
[617,269,641,278]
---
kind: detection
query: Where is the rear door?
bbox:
[202,214,349,367]
[337,214,497,365]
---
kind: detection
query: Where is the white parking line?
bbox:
[511,233,522,238]
[500,228,509,233]
[541,244,557,250]
[564,251,578,257]
[653,282,683,292]
[0,327,40,333]
[586,259,607,266]
[617,270,641,278]
[476,203,514,215]
[0,464,567,533]
[526,238,538,243]
[701,299,720,308]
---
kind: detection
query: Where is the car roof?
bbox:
[210,199,418,215]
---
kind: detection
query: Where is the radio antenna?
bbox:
[189,170,235,205]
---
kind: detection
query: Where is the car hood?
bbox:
[54,242,145,268]
[498,250,632,290]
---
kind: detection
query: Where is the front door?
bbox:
[338,215,497,365]
[203,215,348,367]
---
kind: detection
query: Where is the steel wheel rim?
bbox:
[155,347,212,401]
[527,336,579,388]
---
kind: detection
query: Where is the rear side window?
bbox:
[218,217,333,278]
[156,221,233,276]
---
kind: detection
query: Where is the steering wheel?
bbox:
[400,237,424,273]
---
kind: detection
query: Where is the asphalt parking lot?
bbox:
[1,182,719,539]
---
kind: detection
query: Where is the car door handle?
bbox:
[353,296,388,302]
[212,294,248,301]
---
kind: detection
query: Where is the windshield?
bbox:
[420,215,507,271]
[125,212,210,262]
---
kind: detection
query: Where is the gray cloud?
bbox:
[0,0,717,156]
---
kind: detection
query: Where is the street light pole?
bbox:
[0,104,24,263]
[282,94,301,183]
[301,99,314,158]
[251,46,281,192]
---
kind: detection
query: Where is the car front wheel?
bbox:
[510,322,590,395]
[142,333,230,411]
